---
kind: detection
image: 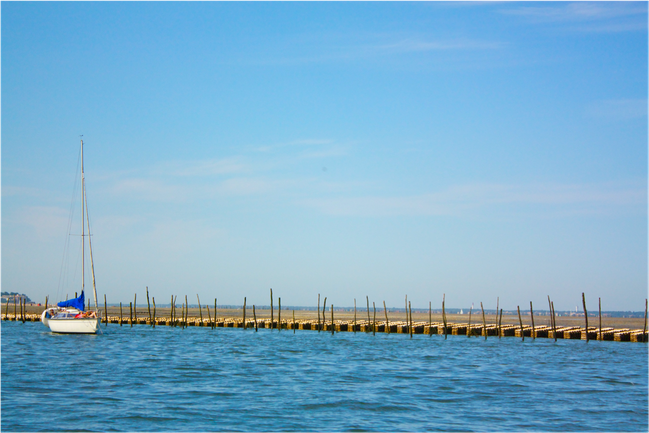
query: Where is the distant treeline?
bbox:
[1,292,32,303]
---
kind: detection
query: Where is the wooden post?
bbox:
[104,294,108,327]
[130,302,133,328]
[354,298,357,333]
[551,301,557,342]
[468,303,473,338]
[547,296,554,341]
[384,301,390,334]
[517,305,524,341]
[498,308,503,339]
[134,294,137,323]
[206,305,212,330]
[270,288,274,330]
[146,286,151,324]
[45,295,48,310]
[317,294,321,332]
[599,297,602,341]
[409,301,413,339]
[278,298,281,331]
[481,302,487,341]
[120,302,123,326]
[442,294,447,340]
[185,295,189,328]
[152,297,156,328]
[197,294,203,325]
[530,301,535,339]
[495,296,499,331]
[405,295,408,328]
[253,305,258,332]
[4,296,9,320]
[331,304,334,335]
[14,296,17,321]
[640,298,647,343]
[21,297,24,323]
[243,297,247,330]
[582,292,589,343]
[373,302,376,336]
[366,296,371,331]
[214,298,217,324]
[322,297,327,332]
[293,310,296,334]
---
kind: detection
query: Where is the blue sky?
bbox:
[2,2,647,311]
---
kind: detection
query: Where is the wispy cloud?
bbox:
[302,182,647,217]
[499,2,647,32]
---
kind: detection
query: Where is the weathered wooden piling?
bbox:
[498,308,503,339]
[442,294,447,340]
[373,302,376,336]
[253,305,258,332]
[146,287,151,323]
[517,306,524,342]
[582,292,589,343]
[278,298,281,331]
[530,302,535,339]
[130,302,133,327]
[409,301,413,339]
[104,294,108,327]
[242,297,247,330]
[197,294,203,325]
[384,301,390,334]
[152,297,156,328]
[331,304,334,335]
[270,288,274,330]
[481,302,487,341]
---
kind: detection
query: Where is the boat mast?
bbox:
[85,186,99,311]
[81,138,85,306]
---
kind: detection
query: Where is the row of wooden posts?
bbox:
[8,288,648,343]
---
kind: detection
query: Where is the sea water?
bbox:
[2,321,647,432]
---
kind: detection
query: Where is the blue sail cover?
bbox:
[57,290,85,311]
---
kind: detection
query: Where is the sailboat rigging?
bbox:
[41,138,100,334]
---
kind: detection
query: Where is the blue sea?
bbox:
[2,321,647,432]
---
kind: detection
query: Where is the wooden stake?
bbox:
[278,297,281,331]
[468,303,473,338]
[214,298,217,324]
[481,302,487,341]
[409,301,413,339]
[14,296,17,321]
[517,305,524,341]
[373,302,376,336]
[206,305,212,330]
[270,288,274,330]
[21,297,24,323]
[152,297,156,328]
[384,301,390,334]
[442,294,447,340]
[253,305,258,332]
[642,298,647,343]
[366,296,371,331]
[130,301,133,328]
[322,297,327,332]
[530,301,535,339]
[498,308,503,339]
[551,301,557,342]
[582,292,589,343]
[331,304,334,335]
[134,294,137,323]
[104,294,108,327]
[599,297,602,341]
[197,294,203,324]
[5,296,9,320]
[146,286,151,324]
[243,297,247,330]
[185,295,189,328]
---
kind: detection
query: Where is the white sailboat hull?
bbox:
[47,317,100,334]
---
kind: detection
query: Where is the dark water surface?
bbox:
[2,321,647,432]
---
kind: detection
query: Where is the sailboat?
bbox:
[41,139,100,334]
